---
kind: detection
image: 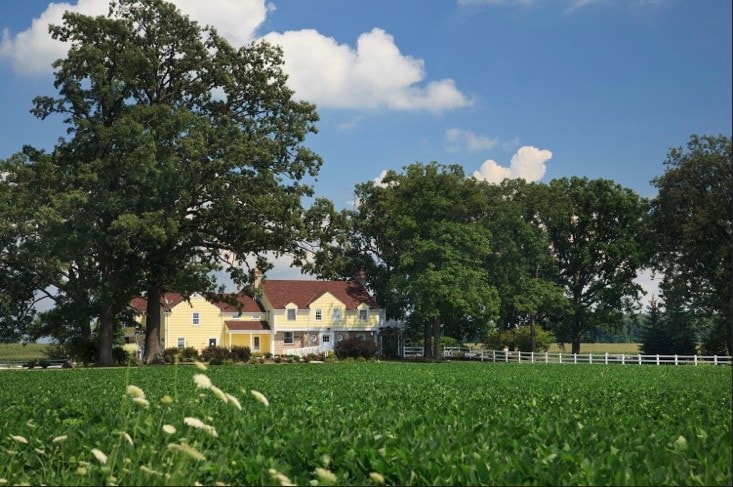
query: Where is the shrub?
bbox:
[264,352,272,359]
[162,348,180,364]
[180,347,200,362]
[201,346,231,363]
[230,346,251,363]
[335,337,378,360]
[38,359,51,369]
[274,356,282,363]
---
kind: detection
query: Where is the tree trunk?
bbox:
[97,306,116,365]
[432,317,441,360]
[530,315,537,353]
[423,320,432,358]
[143,286,163,364]
[571,331,581,355]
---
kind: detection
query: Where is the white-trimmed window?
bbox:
[287,308,296,321]
[359,309,368,322]
[208,338,217,347]
[284,332,294,344]
[192,312,200,326]
[177,337,185,350]
[253,336,261,351]
[332,308,342,322]
[315,309,322,321]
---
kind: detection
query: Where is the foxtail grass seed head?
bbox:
[162,424,176,435]
[9,435,28,444]
[268,468,295,487]
[250,389,269,407]
[139,466,163,477]
[193,373,212,389]
[126,385,145,399]
[314,467,337,484]
[132,397,150,408]
[210,385,228,403]
[52,435,68,444]
[167,442,206,461]
[369,472,385,485]
[91,448,108,465]
[75,466,88,476]
[0,478,7,485]
[121,432,133,446]
[225,393,242,411]
[183,417,218,437]
[160,394,174,406]
[122,343,139,356]
[194,360,207,371]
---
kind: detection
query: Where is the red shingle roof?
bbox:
[262,280,378,310]
[225,320,270,331]
[130,292,262,314]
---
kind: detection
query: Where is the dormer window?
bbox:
[359,309,368,321]
[287,308,296,321]
[332,308,342,322]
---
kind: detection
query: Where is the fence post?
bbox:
[573,353,577,364]
[545,352,548,364]
[656,354,660,365]
[505,351,508,363]
[531,351,534,363]
[674,354,678,366]
[589,353,592,364]
[559,353,562,364]
[605,352,608,365]
[714,355,718,365]
[638,354,641,365]
[694,354,697,366]
[492,350,496,362]
[518,352,521,363]
[621,354,625,365]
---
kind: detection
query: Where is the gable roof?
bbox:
[262,280,379,310]
[131,292,263,314]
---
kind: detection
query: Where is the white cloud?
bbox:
[634,268,661,307]
[0,0,268,76]
[2,1,471,114]
[473,145,552,183]
[372,169,390,188]
[263,28,472,113]
[445,128,497,153]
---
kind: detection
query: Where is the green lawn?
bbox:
[0,361,730,485]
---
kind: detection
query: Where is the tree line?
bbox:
[1,0,730,363]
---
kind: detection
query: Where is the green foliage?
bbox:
[334,337,378,359]
[485,326,555,352]
[535,177,647,354]
[0,363,729,485]
[650,134,733,355]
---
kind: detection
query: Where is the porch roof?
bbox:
[225,320,270,331]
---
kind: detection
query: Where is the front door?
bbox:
[319,332,333,353]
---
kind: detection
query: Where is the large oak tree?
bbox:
[0,0,323,363]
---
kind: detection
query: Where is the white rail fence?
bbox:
[402,346,732,366]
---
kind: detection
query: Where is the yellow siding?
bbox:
[228,333,271,353]
[271,293,379,331]
[163,295,226,351]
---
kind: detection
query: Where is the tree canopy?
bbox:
[0,0,324,363]
[649,134,732,355]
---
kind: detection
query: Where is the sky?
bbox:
[1,0,731,293]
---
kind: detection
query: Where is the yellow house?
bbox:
[131,275,384,356]
[260,279,383,355]
[132,292,271,354]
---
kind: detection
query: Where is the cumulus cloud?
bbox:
[0,0,269,76]
[1,1,470,113]
[263,28,471,113]
[473,145,552,183]
[445,128,497,153]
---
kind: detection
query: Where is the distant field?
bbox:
[0,343,49,360]
[548,342,641,354]
[0,362,729,485]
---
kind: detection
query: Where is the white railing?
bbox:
[473,349,732,366]
[284,346,320,357]
[403,346,423,358]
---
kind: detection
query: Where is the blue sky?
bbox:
[1,0,731,287]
